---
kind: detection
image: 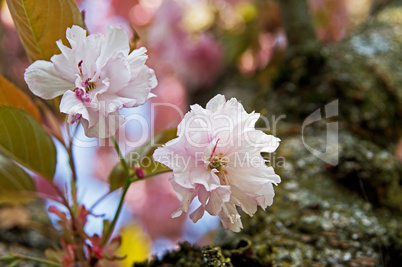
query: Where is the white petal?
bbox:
[197,185,210,206]
[51,53,76,82]
[66,26,87,48]
[218,203,243,232]
[205,186,231,216]
[170,178,196,213]
[171,208,183,218]
[153,146,174,167]
[97,94,137,113]
[117,66,157,106]
[245,131,281,153]
[97,26,130,70]
[56,40,71,58]
[173,171,195,189]
[190,168,220,191]
[68,34,102,76]
[98,56,130,94]
[24,60,74,99]
[59,90,90,120]
[225,97,246,112]
[206,94,226,112]
[230,185,258,216]
[228,165,281,190]
[256,182,275,207]
[128,47,148,78]
[189,205,205,223]
[81,110,126,138]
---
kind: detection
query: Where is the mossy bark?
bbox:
[138,2,402,267]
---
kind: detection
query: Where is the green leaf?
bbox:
[108,128,177,191]
[6,0,85,62]
[0,76,41,122]
[0,153,36,204]
[0,106,56,180]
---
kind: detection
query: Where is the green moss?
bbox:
[152,5,402,266]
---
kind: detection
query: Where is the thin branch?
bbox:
[102,136,131,246]
[129,168,172,183]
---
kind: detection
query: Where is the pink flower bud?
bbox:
[135,167,145,178]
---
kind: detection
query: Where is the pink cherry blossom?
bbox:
[147,0,222,89]
[153,94,281,232]
[24,25,157,138]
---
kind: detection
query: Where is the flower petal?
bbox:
[56,40,71,57]
[205,185,231,216]
[24,60,73,99]
[152,94,282,232]
[190,168,220,191]
[128,47,148,77]
[66,25,87,48]
[51,53,76,82]
[117,66,157,106]
[97,94,137,113]
[205,94,226,112]
[171,208,183,218]
[98,56,131,94]
[244,130,281,153]
[60,90,90,120]
[230,185,258,216]
[81,110,125,138]
[97,26,130,70]
[218,203,243,232]
[170,178,196,214]
[189,205,205,223]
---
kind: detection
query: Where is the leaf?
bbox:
[0,153,36,204]
[0,76,41,122]
[108,128,177,191]
[6,0,85,62]
[0,106,56,180]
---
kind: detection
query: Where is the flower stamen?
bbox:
[81,78,96,93]
[209,152,228,172]
[74,88,91,103]
[67,113,82,124]
[209,138,220,162]
[78,60,83,75]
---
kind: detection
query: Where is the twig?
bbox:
[102,136,131,246]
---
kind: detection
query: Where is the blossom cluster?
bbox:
[25,26,157,138]
[153,95,280,231]
[24,26,281,233]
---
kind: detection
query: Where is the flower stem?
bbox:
[102,136,131,246]
[0,253,62,267]
[66,139,80,217]
[67,142,78,183]
[129,168,172,183]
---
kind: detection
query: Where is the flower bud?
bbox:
[135,167,145,179]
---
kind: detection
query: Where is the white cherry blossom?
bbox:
[24,25,157,138]
[153,94,281,232]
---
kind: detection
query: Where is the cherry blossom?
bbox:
[153,94,281,232]
[24,25,157,138]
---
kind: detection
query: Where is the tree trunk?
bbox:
[278,0,318,56]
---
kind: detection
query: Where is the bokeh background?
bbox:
[1,0,402,266]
